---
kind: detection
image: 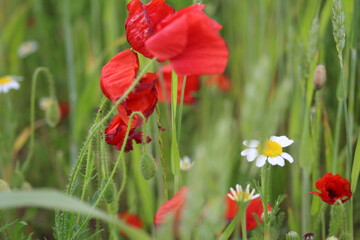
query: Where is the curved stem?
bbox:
[21,67,57,173]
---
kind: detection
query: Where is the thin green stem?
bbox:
[239,202,249,240]
[177,76,187,142]
[21,67,57,173]
[62,0,78,166]
[261,165,270,240]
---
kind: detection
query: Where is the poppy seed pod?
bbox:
[45,97,61,127]
[140,154,157,180]
[313,64,326,90]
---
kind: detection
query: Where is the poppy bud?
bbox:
[0,179,10,192]
[45,97,60,127]
[313,64,326,90]
[140,154,157,180]
[101,178,116,204]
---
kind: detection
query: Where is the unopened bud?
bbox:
[101,178,115,204]
[313,64,326,90]
[286,231,300,240]
[0,179,10,192]
[45,97,60,127]
[140,154,157,180]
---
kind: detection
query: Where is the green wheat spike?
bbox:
[331,0,346,68]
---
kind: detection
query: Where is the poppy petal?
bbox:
[100,49,139,102]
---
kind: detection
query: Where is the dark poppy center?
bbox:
[326,188,337,198]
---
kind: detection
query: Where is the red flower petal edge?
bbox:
[156,64,200,105]
[146,4,229,76]
[100,49,139,103]
[309,172,352,205]
[154,186,189,226]
[225,197,273,231]
[125,0,175,58]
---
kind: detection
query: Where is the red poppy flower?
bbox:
[146,4,229,76]
[154,186,188,226]
[225,197,272,231]
[117,72,158,127]
[125,0,175,58]
[118,212,143,236]
[101,49,158,128]
[100,49,139,103]
[206,74,231,92]
[309,172,352,205]
[156,64,200,105]
[105,114,151,152]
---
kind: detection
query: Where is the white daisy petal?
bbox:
[268,156,285,166]
[243,140,260,148]
[252,194,260,199]
[281,152,294,163]
[256,155,267,167]
[241,149,259,162]
[270,136,294,147]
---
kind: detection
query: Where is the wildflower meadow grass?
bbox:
[0,0,360,239]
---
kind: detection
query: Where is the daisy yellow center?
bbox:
[236,192,250,201]
[263,140,282,157]
[0,77,11,85]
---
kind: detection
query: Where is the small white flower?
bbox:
[180,156,194,171]
[0,76,22,93]
[241,136,294,167]
[227,184,260,203]
[18,40,39,58]
[39,97,52,111]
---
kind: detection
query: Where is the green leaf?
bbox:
[0,189,151,240]
[351,134,360,192]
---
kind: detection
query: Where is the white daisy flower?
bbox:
[0,76,22,93]
[227,184,260,203]
[39,97,52,111]
[241,136,294,167]
[180,156,194,171]
[18,40,39,58]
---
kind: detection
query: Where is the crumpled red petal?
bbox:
[125,0,175,58]
[100,49,139,103]
[105,114,151,152]
[146,4,229,76]
[117,72,158,128]
[156,64,200,105]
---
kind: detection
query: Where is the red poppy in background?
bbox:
[59,102,70,120]
[100,49,139,103]
[146,4,229,76]
[206,74,231,92]
[154,186,189,226]
[105,114,151,152]
[125,0,175,58]
[119,212,143,228]
[118,212,144,236]
[156,64,200,105]
[309,172,352,205]
[225,197,272,231]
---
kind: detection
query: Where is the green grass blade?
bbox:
[351,134,360,192]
